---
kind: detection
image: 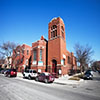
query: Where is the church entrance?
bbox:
[52,59,57,73]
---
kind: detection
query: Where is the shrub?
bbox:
[68,76,80,81]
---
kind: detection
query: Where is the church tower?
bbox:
[48,17,67,75]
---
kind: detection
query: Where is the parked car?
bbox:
[98,70,100,74]
[35,72,55,83]
[83,70,93,80]
[23,69,38,79]
[4,69,9,75]
[4,69,17,77]
[0,68,4,74]
[0,69,7,74]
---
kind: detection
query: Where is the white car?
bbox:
[23,69,38,79]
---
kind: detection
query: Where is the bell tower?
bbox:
[48,17,66,41]
[48,17,67,74]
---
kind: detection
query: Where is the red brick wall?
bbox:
[48,17,77,76]
[48,38,61,65]
[12,44,31,72]
[31,36,47,73]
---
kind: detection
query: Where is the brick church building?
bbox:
[12,17,77,76]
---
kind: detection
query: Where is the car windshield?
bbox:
[33,70,37,73]
[9,69,11,71]
[30,70,32,73]
[39,73,44,76]
[85,70,91,74]
[29,70,37,73]
[25,70,29,73]
[12,69,17,72]
[44,73,50,76]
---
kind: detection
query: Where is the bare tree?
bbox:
[0,41,18,57]
[0,54,5,66]
[74,43,94,73]
[0,41,18,68]
[91,61,100,71]
[12,45,22,66]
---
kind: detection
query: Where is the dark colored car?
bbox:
[0,68,4,74]
[0,69,7,74]
[98,70,100,74]
[83,70,93,80]
[35,72,55,83]
[4,69,17,77]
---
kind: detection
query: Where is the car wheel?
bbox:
[90,77,93,80]
[8,74,11,78]
[15,75,17,77]
[28,75,31,80]
[90,78,93,80]
[35,77,39,81]
[23,74,25,77]
[44,79,48,83]
[4,74,7,77]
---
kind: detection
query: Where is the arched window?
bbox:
[40,49,42,61]
[61,26,64,31]
[62,32,64,38]
[33,50,37,61]
[27,50,29,55]
[53,25,57,29]
[68,56,70,64]
[53,31,55,37]
[63,59,65,65]
[55,30,57,36]
[51,25,57,38]
[61,26,64,38]
[51,32,53,38]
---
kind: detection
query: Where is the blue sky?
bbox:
[0,0,100,61]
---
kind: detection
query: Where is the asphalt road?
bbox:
[0,74,100,100]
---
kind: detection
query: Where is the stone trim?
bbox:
[49,35,66,42]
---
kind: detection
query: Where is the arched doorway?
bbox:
[52,59,57,73]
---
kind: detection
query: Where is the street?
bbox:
[0,73,100,100]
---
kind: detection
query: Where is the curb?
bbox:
[54,81,79,86]
[54,79,84,86]
[17,72,23,78]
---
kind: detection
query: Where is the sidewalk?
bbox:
[54,75,84,86]
[17,72,84,86]
[17,72,23,78]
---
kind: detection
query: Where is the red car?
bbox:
[4,69,17,77]
[35,72,55,83]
